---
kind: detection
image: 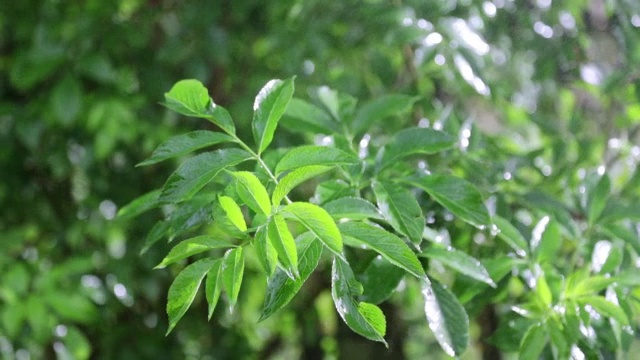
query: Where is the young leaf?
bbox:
[283,202,343,257]
[159,149,251,203]
[155,236,233,269]
[339,222,426,279]
[166,257,218,334]
[420,245,496,287]
[260,233,322,320]
[282,98,338,134]
[407,174,490,228]
[359,256,406,304]
[352,95,419,135]
[380,127,456,169]
[323,197,383,221]
[205,260,223,319]
[137,131,233,167]
[275,145,359,174]
[267,214,299,279]
[372,181,424,246]
[422,279,470,357]
[253,226,278,277]
[332,257,388,346]
[218,195,247,232]
[222,247,245,312]
[229,171,272,216]
[117,189,160,220]
[519,322,547,360]
[252,78,295,153]
[492,216,528,257]
[577,296,629,325]
[272,165,331,206]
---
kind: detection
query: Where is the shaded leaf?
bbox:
[252,78,295,153]
[117,189,160,220]
[408,174,490,228]
[519,322,547,360]
[275,145,359,174]
[493,216,528,257]
[155,236,233,269]
[272,165,331,206]
[267,214,299,279]
[282,98,338,134]
[372,181,424,245]
[422,279,469,356]
[166,258,218,334]
[381,127,456,169]
[160,149,251,203]
[283,202,343,257]
[230,171,272,216]
[323,197,383,221]
[222,247,245,312]
[339,222,425,279]
[359,256,406,304]
[205,260,223,319]
[253,226,278,277]
[588,174,611,225]
[352,95,419,135]
[421,245,495,287]
[137,131,233,167]
[577,296,629,325]
[332,258,387,346]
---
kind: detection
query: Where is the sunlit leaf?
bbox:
[137,131,233,167]
[267,214,299,279]
[275,145,359,174]
[422,279,469,356]
[117,189,160,220]
[155,236,233,269]
[372,181,424,245]
[229,171,272,216]
[323,197,383,221]
[218,195,247,232]
[253,226,278,277]
[577,296,629,325]
[205,260,223,319]
[222,247,245,312]
[252,78,295,153]
[283,202,343,257]
[272,165,331,205]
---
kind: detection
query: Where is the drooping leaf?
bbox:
[137,131,234,167]
[408,174,490,228]
[159,149,251,203]
[267,214,299,279]
[260,233,322,320]
[272,165,331,206]
[518,322,547,360]
[339,222,425,279]
[323,197,383,221]
[332,258,388,346]
[380,127,456,169]
[166,257,218,334]
[252,78,295,153]
[155,236,233,269]
[422,279,470,357]
[222,247,245,312]
[372,181,424,245]
[282,98,338,134]
[229,171,272,216]
[275,145,359,174]
[283,202,343,257]
[577,296,629,325]
[493,216,528,257]
[352,95,420,135]
[359,256,406,304]
[205,260,223,319]
[217,195,247,232]
[117,189,160,220]
[421,245,495,287]
[253,226,278,277]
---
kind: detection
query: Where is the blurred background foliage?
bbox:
[1,0,640,359]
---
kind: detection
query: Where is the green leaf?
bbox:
[155,236,233,269]
[229,171,272,216]
[283,202,343,257]
[205,260,223,319]
[267,214,299,279]
[352,95,419,135]
[532,217,561,264]
[222,247,245,312]
[422,279,469,356]
[260,233,322,320]
[323,197,383,221]
[568,275,616,298]
[275,145,359,174]
[166,257,218,334]
[272,165,331,206]
[252,78,295,153]
[421,245,496,287]
[519,322,547,360]
[381,127,456,169]
[408,174,490,228]
[160,149,251,203]
[282,98,338,134]
[339,222,425,279]
[493,216,528,257]
[588,174,611,225]
[163,79,235,134]
[359,256,406,304]
[253,226,278,277]
[137,131,234,167]
[117,189,160,220]
[332,258,388,346]
[372,181,424,245]
[218,196,247,232]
